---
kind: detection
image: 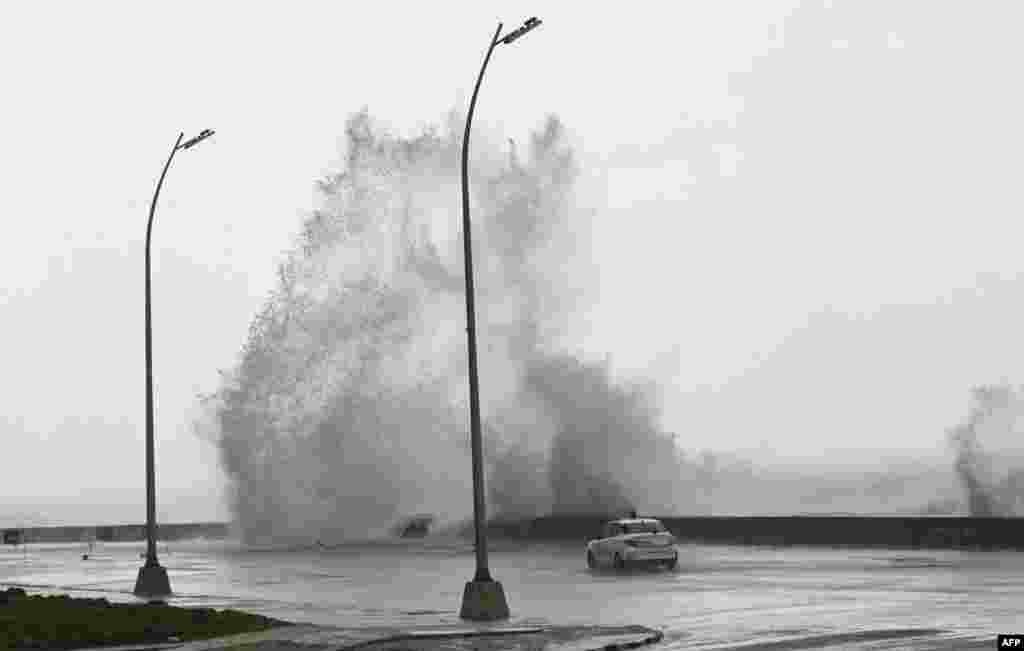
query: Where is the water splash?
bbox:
[947,383,1024,516]
[197,109,708,545]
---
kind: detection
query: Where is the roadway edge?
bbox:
[333,626,665,651]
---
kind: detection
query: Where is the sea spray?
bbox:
[947,383,1024,516]
[198,109,709,544]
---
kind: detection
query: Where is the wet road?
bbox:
[0,538,1016,648]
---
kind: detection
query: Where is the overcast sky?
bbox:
[2,1,1023,526]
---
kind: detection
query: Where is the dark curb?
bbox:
[334,626,664,651]
[337,628,544,649]
[596,629,664,651]
[55,625,665,651]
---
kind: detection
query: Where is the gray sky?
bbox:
[2,1,1023,525]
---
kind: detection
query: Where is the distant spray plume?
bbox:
[197,109,709,545]
[947,384,1024,516]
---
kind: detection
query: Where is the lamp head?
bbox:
[499,17,541,45]
[179,129,215,151]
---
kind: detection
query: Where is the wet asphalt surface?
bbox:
[1,538,1017,649]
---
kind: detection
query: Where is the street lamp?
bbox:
[458,17,541,622]
[133,128,215,598]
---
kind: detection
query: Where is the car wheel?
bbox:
[587,550,597,569]
[614,553,626,570]
[665,557,678,570]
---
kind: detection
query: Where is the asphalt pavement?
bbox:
[4,541,1013,648]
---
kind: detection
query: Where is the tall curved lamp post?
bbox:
[134,128,215,598]
[458,17,541,621]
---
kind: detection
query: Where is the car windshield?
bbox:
[621,522,666,534]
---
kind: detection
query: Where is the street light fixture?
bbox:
[458,17,541,622]
[498,17,541,45]
[179,129,215,151]
[133,129,215,598]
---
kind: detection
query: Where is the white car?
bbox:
[586,518,678,570]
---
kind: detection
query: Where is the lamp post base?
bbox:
[133,563,171,598]
[459,580,510,621]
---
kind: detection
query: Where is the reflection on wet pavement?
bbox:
[0,540,1013,648]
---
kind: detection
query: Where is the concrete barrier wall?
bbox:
[8,517,1023,550]
[486,515,1024,550]
[3,522,230,544]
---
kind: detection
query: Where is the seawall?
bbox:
[484,515,1024,550]
[8,516,1024,550]
[2,522,229,545]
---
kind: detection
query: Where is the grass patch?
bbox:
[0,587,294,649]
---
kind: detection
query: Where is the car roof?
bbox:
[608,518,663,525]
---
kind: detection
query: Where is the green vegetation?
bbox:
[0,588,293,649]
